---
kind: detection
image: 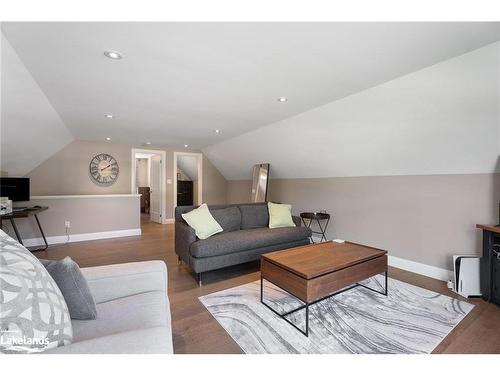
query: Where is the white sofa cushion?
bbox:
[0,230,73,353]
[71,291,171,343]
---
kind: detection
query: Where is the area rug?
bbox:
[199,276,474,354]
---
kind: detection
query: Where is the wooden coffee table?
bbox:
[260,240,388,336]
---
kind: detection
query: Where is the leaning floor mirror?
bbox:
[251,163,270,203]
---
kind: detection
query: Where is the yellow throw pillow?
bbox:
[181,204,223,239]
[268,202,296,229]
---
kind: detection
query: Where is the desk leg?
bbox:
[34,214,49,250]
[9,218,23,245]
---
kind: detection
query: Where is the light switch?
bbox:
[167,179,172,184]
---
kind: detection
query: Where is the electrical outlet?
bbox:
[65,221,71,229]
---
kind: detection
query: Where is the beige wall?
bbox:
[227,180,253,204]
[202,155,227,205]
[4,196,140,240]
[26,140,228,219]
[227,173,500,270]
[27,140,133,195]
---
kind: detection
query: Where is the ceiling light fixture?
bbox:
[104,114,114,119]
[184,144,188,148]
[215,129,220,134]
[145,142,151,145]
[277,97,288,102]
[106,137,111,141]
[104,50,123,60]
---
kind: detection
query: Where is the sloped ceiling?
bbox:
[2,22,499,151]
[204,42,500,180]
[177,155,199,181]
[1,33,74,176]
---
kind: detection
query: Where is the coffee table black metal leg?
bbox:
[261,271,388,338]
[34,214,49,250]
[9,218,23,245]
[305,303,309,337]
[385,270,388,296]
[261,277,310,337]
[356,270,388,296]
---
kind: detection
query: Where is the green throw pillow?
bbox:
[181,204,223,239]
[268,202,296,229]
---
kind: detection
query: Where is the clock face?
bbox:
[89,153,119,186]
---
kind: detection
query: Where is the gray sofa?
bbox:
[45,261,173,354]
[175,203,312,284]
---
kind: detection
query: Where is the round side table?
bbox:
[300,212,331,243]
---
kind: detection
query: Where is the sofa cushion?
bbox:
[268,202,296,228]
[181,203,223,239]
[210,206,241,232]
[240,204,269,229]
[0,230,73,354]
[190,226,312,258]
[41,257,97,320]
[71,291,170,343]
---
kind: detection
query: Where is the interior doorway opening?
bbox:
[131,149,167,225]
[173,152,203,214]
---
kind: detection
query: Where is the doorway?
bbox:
[173,152,203,214]
[131,149,167,224]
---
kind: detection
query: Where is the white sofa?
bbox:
[45,260,173,354]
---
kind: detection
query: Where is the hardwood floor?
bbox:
[33,220,500,354]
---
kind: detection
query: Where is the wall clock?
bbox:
[89,153,119,186]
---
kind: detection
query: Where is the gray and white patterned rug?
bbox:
[199,276,474,354]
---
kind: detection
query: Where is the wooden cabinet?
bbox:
[477,224,500,306]
[177,181,193,206]
[138,187,150,213]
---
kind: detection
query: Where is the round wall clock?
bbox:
[89,153,119,186]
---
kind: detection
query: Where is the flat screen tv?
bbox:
[0,177,30,202]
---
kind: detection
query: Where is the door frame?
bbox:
[173,152,203,215]
[131,148,167,224]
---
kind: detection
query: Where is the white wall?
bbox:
[205,42,500,180]
[0,33,74,176]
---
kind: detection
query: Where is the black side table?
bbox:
[300,212,331,243]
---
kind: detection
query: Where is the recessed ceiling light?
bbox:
[106,137,111,141]
[215,129,220,134]
[104,50,123,60]
[184,144,188,148]
[145,142,151,145]
[104,114,114,119]
[277,97,288,102]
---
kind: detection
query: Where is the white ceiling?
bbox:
[204,42,500,180]
[177,155,199,181]
[1,34,74,176]
[2,22,500,152]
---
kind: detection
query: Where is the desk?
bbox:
[1,207,49,251]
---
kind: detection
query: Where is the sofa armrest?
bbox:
[292,215,302,227]
[81,261,167,304]
[175,221,196,263]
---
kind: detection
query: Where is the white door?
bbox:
[150,155,162,223]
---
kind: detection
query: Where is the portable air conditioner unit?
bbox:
[453,255,482,298]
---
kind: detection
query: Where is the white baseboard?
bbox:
[23,228,142,247]
[310,236,452,281]
[388,255,453,282]
[163,218,175,224]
